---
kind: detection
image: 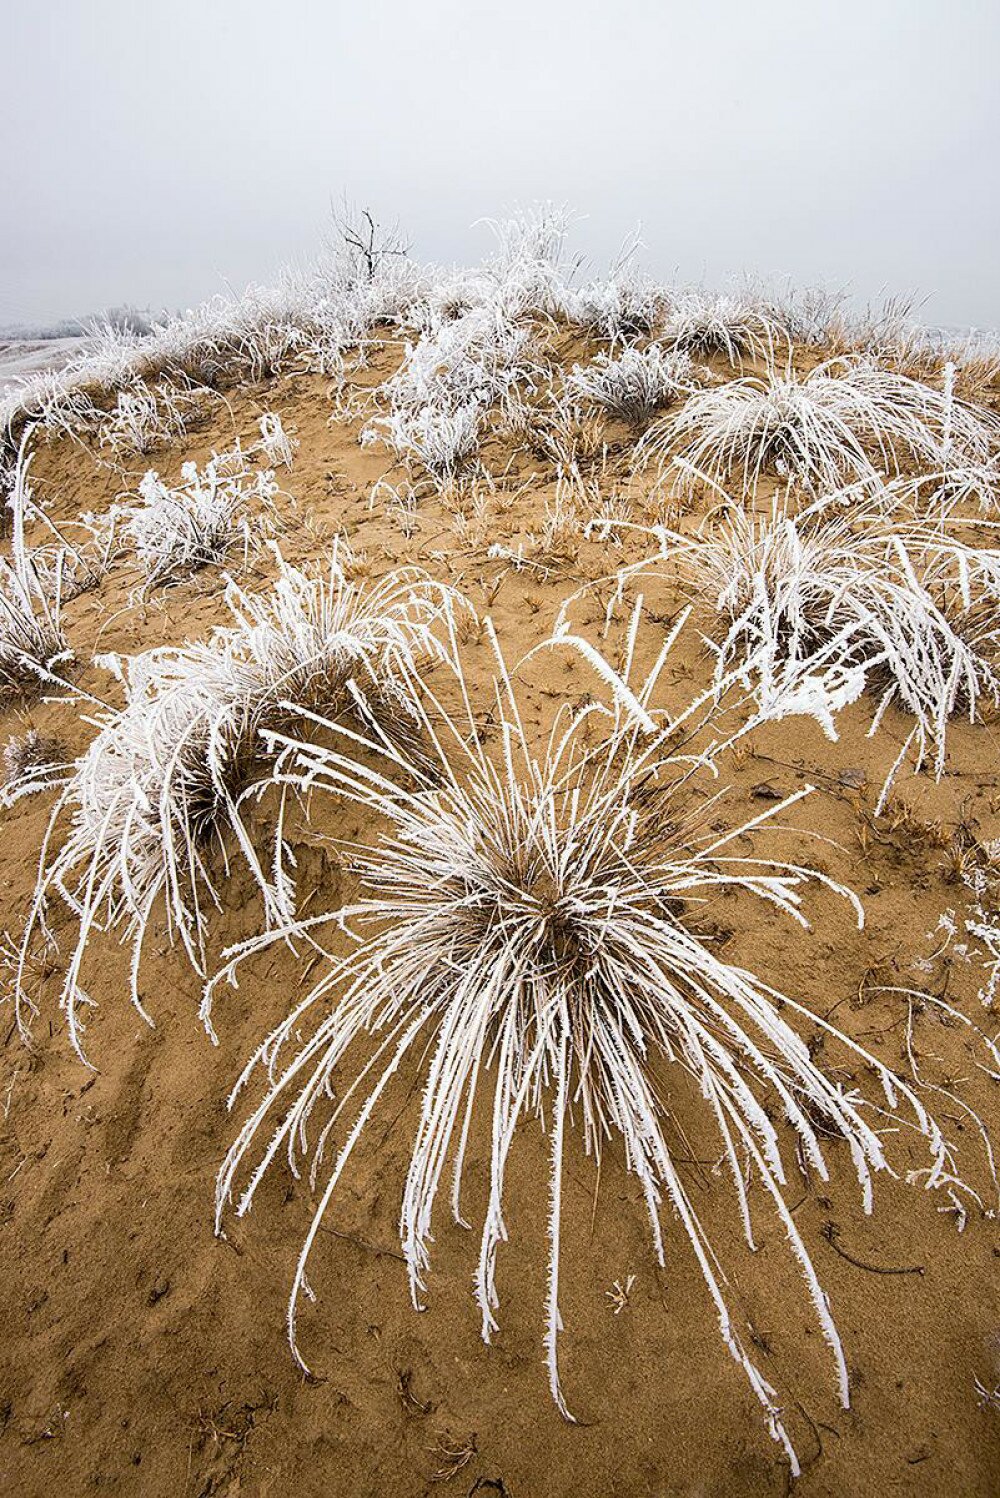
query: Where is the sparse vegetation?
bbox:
[3,206,999,1490]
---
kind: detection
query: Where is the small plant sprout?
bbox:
[211,617,986,1475]
[16,547,461,1060]
[606,1275,636,1315]
[975,1375,1000,1412]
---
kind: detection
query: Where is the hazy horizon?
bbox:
[4,0,999,332]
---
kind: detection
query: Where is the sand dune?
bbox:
[0,220,998,1496]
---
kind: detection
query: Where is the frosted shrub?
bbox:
[97,379,214,459]
[363,401,483,481]
[660,292,781,366]
[115,455,281,590]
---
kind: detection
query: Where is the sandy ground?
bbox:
[0,341,998,1496]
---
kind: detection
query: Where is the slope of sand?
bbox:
[0,337,998,1496]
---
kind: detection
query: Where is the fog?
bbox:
[3,0,998,330]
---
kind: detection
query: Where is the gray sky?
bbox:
[3,0,998,330]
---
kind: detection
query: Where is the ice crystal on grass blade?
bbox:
[213,622,983,1474]
[16,548,459,1061]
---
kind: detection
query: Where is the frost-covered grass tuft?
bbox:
[363,401,483,481]
[391,307,539,417]
[360,304,544,479]
[211,623,987,1473]
[476,203,576,319]
[0,569,69,695]
[114,453,282,591]
[1,729,67,805]
[560,262,664,343]
[256,412,297,469]
[565,344,694,425]
[645,358,1000,497]
[0,439,70,695]
[660,292,781,367]
[660,496,1000,797]
[97,379,215,460]
[16,547,460,1059]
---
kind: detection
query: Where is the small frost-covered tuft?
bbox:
[561,276,663,343]
[565,345,694,425]
[363,401,483,480]
[97,380,214,459]
[256,412,297,469]
[0,438,70,695]
[115,453,281,590]
[1,729,67,805]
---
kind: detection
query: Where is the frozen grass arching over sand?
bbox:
[645,357,1000,497]
[15,546,460,1060]
[211,621,990,1472]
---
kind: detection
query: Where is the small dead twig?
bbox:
[821,1221,925,1276]
[429,1429,478,1483]
[319,1224,406,1263]
[397,1367,433,1417]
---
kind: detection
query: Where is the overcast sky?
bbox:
[3,0,998,331]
